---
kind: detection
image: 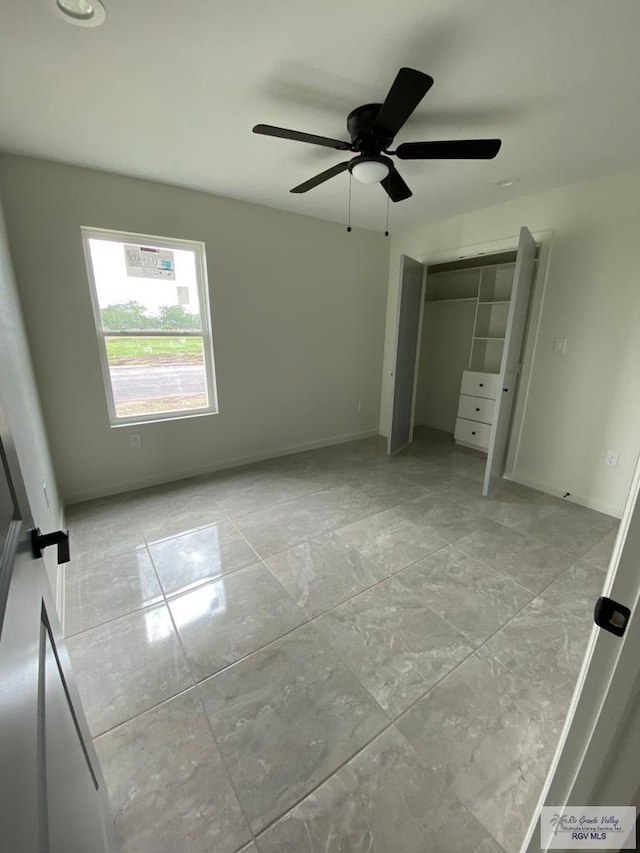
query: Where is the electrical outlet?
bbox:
[130,433,143,448]
[605,450,619,468]
[553,337,567,355]
[42,482,50,509]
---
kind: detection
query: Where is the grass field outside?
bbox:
[105,335,204,366]
[114,393,208,418]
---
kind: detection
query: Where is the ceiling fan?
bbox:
[253,67,502,202]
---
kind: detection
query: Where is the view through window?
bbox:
[82,229,217,424]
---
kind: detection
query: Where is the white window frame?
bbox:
[81,226,219,427]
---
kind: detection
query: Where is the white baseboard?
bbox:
[504,472,622,519]
[64,429,380,505]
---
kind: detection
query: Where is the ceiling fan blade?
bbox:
[253,124,352,151]
[372,68,434,139]
[381,166,412,202]
[290,161,351,193]
[395,139,502,159]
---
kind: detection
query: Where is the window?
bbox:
[82,228,218,425]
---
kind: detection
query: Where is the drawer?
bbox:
[457,394,495,424]
[454,417,492,450]
[460,371,500,400]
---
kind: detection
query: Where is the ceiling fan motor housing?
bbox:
[347,103,393,154]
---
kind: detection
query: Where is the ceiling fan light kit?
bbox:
[349,155,391,184]
[253,66,502,230]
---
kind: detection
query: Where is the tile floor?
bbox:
[64,428,618,853]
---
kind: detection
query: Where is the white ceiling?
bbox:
[1,0,640,231]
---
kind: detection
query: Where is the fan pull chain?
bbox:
[346,172,352,233]
[384,190,390,237]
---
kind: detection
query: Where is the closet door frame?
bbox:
[413,228,553,479]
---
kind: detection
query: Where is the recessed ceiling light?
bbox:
[496,177,518,188]
[54,0,106,26]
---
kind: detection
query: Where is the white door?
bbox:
[388,255,426,456]
[0,406,117,852]
[483,226,537,495]
[523,457,640,852]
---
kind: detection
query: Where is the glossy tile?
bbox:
[234,484,382,558]
[63,432,601,853]
[221,469,341,520]
[315,578,473,716]
[482,561,605,699]
[67,502,146,559]
[94,689,250,853]
[257,726,503,853]
[581,527,618,571]
[431,447,488,482]
[400,469,483,502]
[337,507,447,574]
[148,521,259,595]
[169,563,306,680]
[138,493,228,541]
[397,649,560,853]
[198,623,388,833]
[454,520,574,594]
[396,494,491,544]
[232,503,319,559]
[335,469,433,509]
[427,476,557,530]
[396,545,534,645]
[470,480,556,530]
[67,604,192,736]
[64,547,162,636]
[265,533,386,618]
[514,500,617,558]
[299,484,384,528]
[305,438,394,477]
[386,453,447,477]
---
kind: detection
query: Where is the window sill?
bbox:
[110,408,219,428]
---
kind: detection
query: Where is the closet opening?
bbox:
[415,251,518,453]
[388,227,540,496]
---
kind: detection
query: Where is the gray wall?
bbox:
[0,155,389,502]
[0,199,61,595]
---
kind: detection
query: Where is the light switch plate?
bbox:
[553,337,567,355]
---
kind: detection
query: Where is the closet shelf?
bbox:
[425,297,478,304]
[473,336,505,341]
[478,300,510,305]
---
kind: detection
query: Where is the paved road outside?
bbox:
[110,364,206,402]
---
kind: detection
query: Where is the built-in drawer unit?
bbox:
[454,417,492,450]
[460,370,500,400]
[457,394,495,424]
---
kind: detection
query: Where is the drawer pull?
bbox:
[479,383,484,387]
[475,407,480,412]
[471,431,477,435]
